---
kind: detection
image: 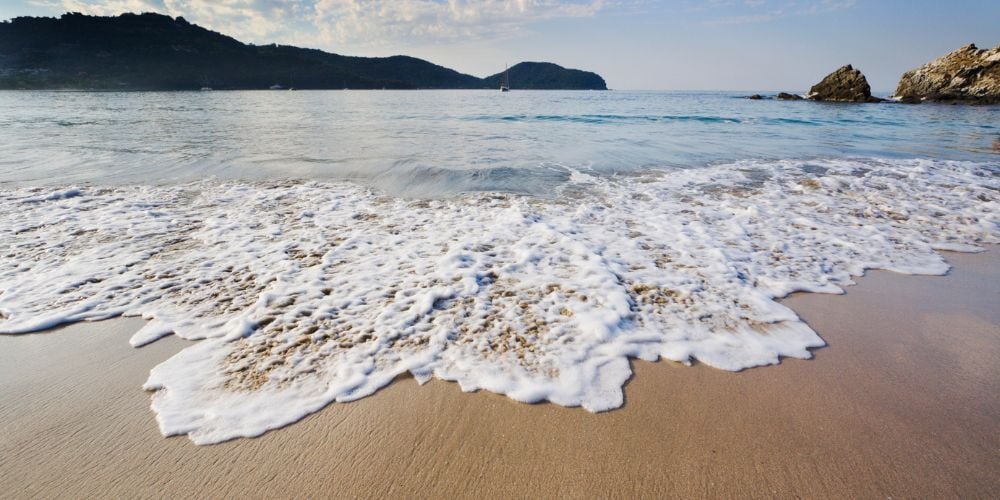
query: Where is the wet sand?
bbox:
[1,250,998,498]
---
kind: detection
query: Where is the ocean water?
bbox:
[2,90,997,195]
[1,90,998,444]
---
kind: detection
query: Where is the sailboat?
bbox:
[500,64,510,92]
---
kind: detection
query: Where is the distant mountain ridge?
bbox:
[0,12,608,91]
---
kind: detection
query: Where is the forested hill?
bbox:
[0,13,608,90]
[484,62,608,90]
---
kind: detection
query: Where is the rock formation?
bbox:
[894,44,1000,104]
[776,92,803,100]
[808,65,881,102]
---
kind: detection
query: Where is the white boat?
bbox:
[500,64,510,92]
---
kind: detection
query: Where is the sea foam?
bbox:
[1,158,997,444]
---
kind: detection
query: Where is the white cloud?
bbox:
[45,0,610,49]
[46,0,166,16]
[309,0,610,49]
[164,1,304,41]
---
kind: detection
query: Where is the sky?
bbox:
[2,0,998,91]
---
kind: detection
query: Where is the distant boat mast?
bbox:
[500,64,510,92]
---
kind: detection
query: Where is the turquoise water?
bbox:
[1,90,997,196]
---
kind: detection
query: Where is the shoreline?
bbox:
[1,249,997,497]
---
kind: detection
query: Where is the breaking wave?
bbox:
[0,157,997,444]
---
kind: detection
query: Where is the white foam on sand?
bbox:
[1,158,997,444]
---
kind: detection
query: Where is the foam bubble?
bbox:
[1,158,996,444]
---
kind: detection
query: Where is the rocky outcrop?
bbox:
[808,65,881,102]
[743,92,803,101]
[894,44,1000,104]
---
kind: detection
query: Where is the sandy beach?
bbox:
[1,249,997,498]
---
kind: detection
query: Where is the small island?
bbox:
[0,13,608,91]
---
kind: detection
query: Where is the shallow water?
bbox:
[0,90,997,195]
[0,91,998,444]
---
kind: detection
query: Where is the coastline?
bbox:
[1,250,997,498]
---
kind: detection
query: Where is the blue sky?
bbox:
[3,1,998,91]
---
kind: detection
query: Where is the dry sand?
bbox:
[1,250,998,499]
